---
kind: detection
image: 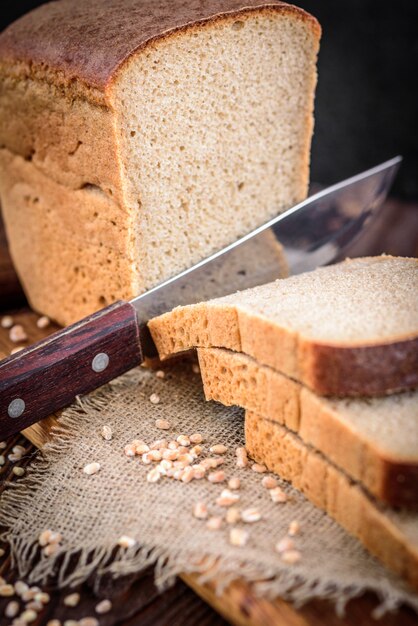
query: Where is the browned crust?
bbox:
[197,347,418,508]
[381,459,418,509]
[245,411,418,591]
[0,0,321,100]
[302,336,418,396]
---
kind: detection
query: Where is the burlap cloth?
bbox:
[1,364,417,618]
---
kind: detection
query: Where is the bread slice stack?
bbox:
[148,255,418,590]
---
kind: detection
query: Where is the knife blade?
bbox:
[0,156,401,439]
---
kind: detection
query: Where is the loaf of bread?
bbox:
[198,347,418,507]
[149,256,418,396]
[245,411,418,592]
[0,0,320,326]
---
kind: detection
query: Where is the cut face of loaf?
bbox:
[197,347,418,508]
[149,256,418,396]
[0,0,320,326]
[245,411,418,592]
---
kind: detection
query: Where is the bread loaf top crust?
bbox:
[0,0,320,100]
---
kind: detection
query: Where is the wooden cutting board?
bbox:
[1,309,416,626]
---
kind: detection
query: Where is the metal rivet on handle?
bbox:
[8,398,25,418]
[92,352,109,373]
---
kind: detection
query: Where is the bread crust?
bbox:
[197,347,418,507]
[0,148,138,325]
[245,411,418,591]
[0,1,320,98]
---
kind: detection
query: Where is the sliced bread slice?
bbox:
[245,410,418,592]
[197,347,418,507]
[149,256,418,396]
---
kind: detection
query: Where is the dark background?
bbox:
[0,0,417,198]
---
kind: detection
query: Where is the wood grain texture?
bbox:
[0,301,143,440]
[1,311,417,626]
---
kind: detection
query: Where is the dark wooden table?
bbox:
[0,199,417,625]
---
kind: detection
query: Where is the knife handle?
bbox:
[0,301,143,440]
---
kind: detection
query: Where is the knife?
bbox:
[0,156,401,439]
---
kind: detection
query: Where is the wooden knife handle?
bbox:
[0,301,143,439]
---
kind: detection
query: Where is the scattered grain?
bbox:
[147,468,161,483]
[63,592,80,607]
[9,325,27,343]
[20,609,37,623]
[34,592,50,604]
[95,598,112,614]
[192,363,200,374]
[135,442,150,455]
[0,584,15,596]
[275,537,295,553]
[177,435,190,447]
[141,452,153,464]
[8,453,23,462]
[14,581,29,595]
[0,455,5,466]
[63,621,79,626]
[117,535,136,549]
[288,520,301,536]
[167,440,179,450]
[26,600,44,612]
[0,441,6,448]
[13,467,25,477]
[150,438,167,450]
[229,528,249,547]
[149,393,160,404]
[79,618,99,626]
[5,600,19,617]
[155,369,165,379]
[43,543,60,557]
[181,466,195,483]
[48,531,62,545]
[0,547,4,556]
[83,462,100,475]
[47,620,62,626]
[281,549,302,564]
[261,476,277,489]
[210,444,228,455]
[228,477,240,490]
[191,464,206,479]
[101,425,113,441]
[251,463,267,474]
[162,448,178,461]
[241,508,262,523]
[124,443,136,457]
[226,507,241,524]
[216,489,240,507]
[190,445,203,458]
[208,470,226,484]
[155,418,170,430]
[270,488,288,503]
[193,502,208,519]
[11,346,24,355]
[189,433,203,444]
[1,315,13,328]
[206,516,223,530]
[36,316,50,329]
[235,447,248,468]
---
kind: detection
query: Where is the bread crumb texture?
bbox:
[0,2,319,325]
